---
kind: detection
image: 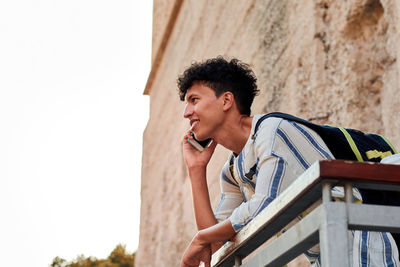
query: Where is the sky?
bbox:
[0,1,152,266]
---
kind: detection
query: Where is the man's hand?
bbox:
[180,220,236,267]
[180,234,212,267]
[183,131,217,170]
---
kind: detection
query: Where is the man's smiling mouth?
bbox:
[190,120,199,126]
[190,120,199,131]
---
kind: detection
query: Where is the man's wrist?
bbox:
[188,166,207,178]
[195,230,209,246]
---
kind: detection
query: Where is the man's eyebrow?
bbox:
[186,93,198,101]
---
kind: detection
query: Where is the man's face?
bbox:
[183,83,224,141]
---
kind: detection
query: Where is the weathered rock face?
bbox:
[136,0,400,266]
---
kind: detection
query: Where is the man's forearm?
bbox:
[188,166,218,230]
[180,220,236,267]
[196,219,236,253]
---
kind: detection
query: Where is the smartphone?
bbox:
[187,132,212,152]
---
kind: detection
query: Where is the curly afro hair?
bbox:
[177,57,259,116]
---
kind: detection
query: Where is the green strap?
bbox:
[378,134,398,154]
[338,127,364,162]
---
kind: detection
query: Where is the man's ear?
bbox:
[222,92,234,111]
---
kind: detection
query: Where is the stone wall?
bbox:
[136,0,400,266]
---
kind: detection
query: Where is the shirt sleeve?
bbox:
[228,117,337,232]
[229,155,287,231]
[214,159,244,223]
[229,118,286,232]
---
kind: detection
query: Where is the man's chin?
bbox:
[193,132,208,141]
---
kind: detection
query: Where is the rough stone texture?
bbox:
[151,0,177,63]
[136,0,400,266]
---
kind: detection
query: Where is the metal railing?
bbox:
[209,160,400,267]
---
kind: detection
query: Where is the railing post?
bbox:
[319,202,351,267]
[345,183,353,203]
[322,182,332,203]
[234,255,242,266]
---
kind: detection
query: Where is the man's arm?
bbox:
[183,132,219,229]
[183,133,226,246]
[188,166,219,230]
[183,132,244,255]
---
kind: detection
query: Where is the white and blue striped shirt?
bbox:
[214,115,399,267]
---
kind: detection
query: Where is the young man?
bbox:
[178,57,399,267]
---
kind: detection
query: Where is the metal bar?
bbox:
[212,161,400,267]
[345,183,353,203]
[223,202,400,267]
[322,182,332,203]
[347,203,400,232]
[319,202,350,267]
[241,205,323,267]
[211,161,324,267]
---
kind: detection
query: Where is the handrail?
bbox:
[207,160,400,267]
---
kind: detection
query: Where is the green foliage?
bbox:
[50,256,67,267]
[50,244,135,267]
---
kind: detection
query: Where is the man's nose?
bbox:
[183,104,192,118]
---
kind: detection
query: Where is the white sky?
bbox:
[0,1,152,266]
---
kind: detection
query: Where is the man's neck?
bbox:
[214,115,253,155]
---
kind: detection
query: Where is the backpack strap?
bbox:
[378,134,398,154]
[337,127,364,162]
[228,153,238,185]
[252,112,312,139]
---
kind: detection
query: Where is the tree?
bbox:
[50,244,135,267]
[108,244,135,267]
[50,256,67,267]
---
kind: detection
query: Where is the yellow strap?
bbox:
[366,150,392,160]
[338,127,364,162]
[366,150,381,159]
[378,134,398,154]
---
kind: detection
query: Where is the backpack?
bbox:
[253,112,399,206]
[228,112,399,247]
